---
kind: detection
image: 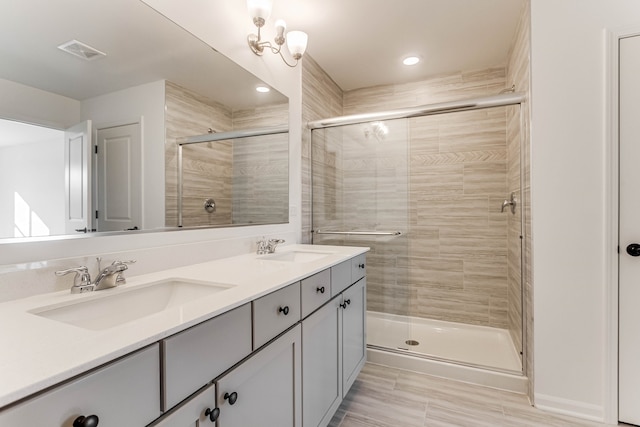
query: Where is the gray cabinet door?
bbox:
[217,325,302,427]
[302,297,342,427]
[342,278,366,395]
[149,383,216,427]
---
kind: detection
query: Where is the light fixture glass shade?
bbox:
[286,30,308,60]
[247,0,272,22]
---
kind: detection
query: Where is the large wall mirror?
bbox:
[0,0,289,242]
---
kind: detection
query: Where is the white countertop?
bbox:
[0,244,368,409]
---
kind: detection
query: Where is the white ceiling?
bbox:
[0,0,286,109]
[0,0,524,111]
[271,0,525,91]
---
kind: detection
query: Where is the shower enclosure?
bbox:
[310,93,526,377]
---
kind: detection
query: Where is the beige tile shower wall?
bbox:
[343,68,508,114]
[507,0,532,397]
[231,133,289,224]
[165,81,233,227]
[231,103,289,225]
[232,102,289,129]
[343,69,511,328]
[302,56,344,243]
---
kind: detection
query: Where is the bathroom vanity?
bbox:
[0,245,367,427]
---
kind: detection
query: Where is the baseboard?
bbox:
[534,393,604,422]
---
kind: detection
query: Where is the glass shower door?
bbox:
[311,118,412,352]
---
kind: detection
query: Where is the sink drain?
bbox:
[405,339,419,346]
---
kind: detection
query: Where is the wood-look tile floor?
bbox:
[327,363,622,427]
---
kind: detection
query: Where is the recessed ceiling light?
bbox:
[403,56,420,66]
[256,85,270,93]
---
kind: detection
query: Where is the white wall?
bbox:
[0,137,65,238]
[0,78,80,129]
[81,80,166,230]
[530,0,640,422]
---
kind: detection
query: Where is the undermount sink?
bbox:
[261,250,332,263]
[30,279,234,330]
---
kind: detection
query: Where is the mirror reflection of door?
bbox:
[64,120,92,234]
[95,123,142,232]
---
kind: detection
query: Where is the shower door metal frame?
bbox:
[308,92,527,375]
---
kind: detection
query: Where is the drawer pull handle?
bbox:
[224,391,238,405]
[278,306,290,315]
[73,415,99,427]
[316,286,325,294]
[359,263,365,269]
[340,299,351,309]
[205,407,220,422]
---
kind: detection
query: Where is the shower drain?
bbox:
[405,339,420,346]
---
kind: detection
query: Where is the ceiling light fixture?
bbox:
[403,56,420,66]
[256,85,271,93]
[246,0,308,68]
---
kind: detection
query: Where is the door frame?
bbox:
[606,25,640,425]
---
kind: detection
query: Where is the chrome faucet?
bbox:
[256,238,285,254]
[94,260,134,291]
[55,259,136,294]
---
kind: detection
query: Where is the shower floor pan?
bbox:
[367,311,527,393]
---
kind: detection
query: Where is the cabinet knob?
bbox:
[359,263,365,269]
[278,306,290,315]
[316,286,325,294]
[204,407,220,422]
[224,391,238,405]
[627,243,640,257]
[340,299,351,309]
[73,415,99,427]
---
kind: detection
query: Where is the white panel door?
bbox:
[95,123,141,232]
[619,34,640,425]
[64,120,91,234]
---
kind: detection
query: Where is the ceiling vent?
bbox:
[57,40,106,61]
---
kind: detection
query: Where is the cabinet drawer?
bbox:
[253,283,300,349]
[331,260,351,297]
[162,303,252,410]
[300,269,331,318]
[0,344,160,427]
[351,253,367,283]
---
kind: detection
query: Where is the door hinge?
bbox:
[94,145,98,154]
[95,210,99,219]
